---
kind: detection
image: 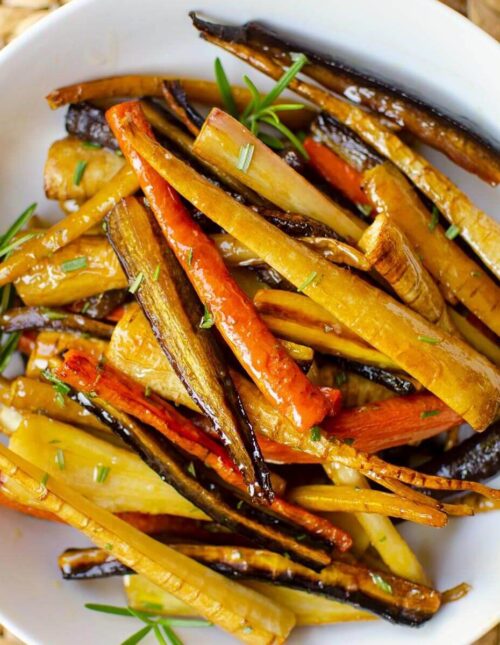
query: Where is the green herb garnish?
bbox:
[152,264,161,281]
[73,160,88,186]
[445,224,460,240]
[186,248,193,266]
[296,533,307,541]
[0,232,38,258]
[297,271,317,292]
[129,272,144,294]
[85,603,210,645]
[83,141,102,149]
[214,57,238,117]
[428,206,440,231]
[0,202,37,250]
[357,203,373,217]
[342,438,355,446]
[104,543,113,551]
[335,371,347,386]
[40,472,49,488]
[0,331,21,373]
[236,143,255,173]
[214,55,309,157]
[41,308,67,321]
[236,499,244,510]
[93,464,110,484]
[187,461,196,478]
[470,270,482,277]
[81,301,91,314]
[420,409,441,419]
[417,335,441,345]
[42,368,71,396]
[144,385,151,398]
[370,572,393,595]
[55,448,65,470]
[310,426,322,442]
[199,306,214,329]
[61,256,88,273]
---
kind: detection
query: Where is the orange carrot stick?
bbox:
[57,351,351,550]
[304,137,370,207]
[257,393,463,462]
[106,101,332,432]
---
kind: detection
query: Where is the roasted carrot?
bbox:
[304,138,369,207]
[106,100,332,432]
[57,350,352,550]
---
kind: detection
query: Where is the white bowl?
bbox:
[0,0,498,644]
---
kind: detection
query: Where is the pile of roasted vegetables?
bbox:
[0,13,499,645]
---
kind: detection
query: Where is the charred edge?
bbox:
[165,80,205,130]
[313,113,384,172]
[59,548,131,580]
[420,419,500,489]
[0,307,114,339]
[329,357,415,395]
[65,102,120,150]
[69,289,128,320]
[242,21,500,158]
[252,206,341,240]
[67,390,330,569]
[106,206,273,502]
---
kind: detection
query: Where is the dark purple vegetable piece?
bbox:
[327,357,416,395]
[65,102,120,150]
[0,306,114,338]
[69,289,128,320]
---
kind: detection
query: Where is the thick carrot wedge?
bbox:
[106,100,332,432]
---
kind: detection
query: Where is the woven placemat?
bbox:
[0,0,498,643]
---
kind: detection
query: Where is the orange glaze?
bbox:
[106,101,331,431]
[57,351,352,550]
[304,138,370,207]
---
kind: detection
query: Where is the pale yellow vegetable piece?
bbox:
[124,574,373,626]
[44,137,125,202]
[127,123,499,429]
[448,308,500,367]
[0,442,295,644]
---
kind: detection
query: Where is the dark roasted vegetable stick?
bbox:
[194,24,500,279]
[107,196,271,501]
[107,100,333,433]
[123,117,500,430]
[0,307,114,338]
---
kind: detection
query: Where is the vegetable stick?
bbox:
[125,120,500,430]
[323,463,429,585]
[288,484,446,526]
[57,350,351,552]
[304,137,370,206]
[0,164,138,287]
[192,107,365,243]
[359,214,455,332]
[363,163,500,336]
[124,574,374,625]
[44,137,125,202]
[198,33,500,278]
[0,443,296,644]
[448,308,500,366]
[46,74,314,129]
[14,236,127,307]
[107,101,332,432]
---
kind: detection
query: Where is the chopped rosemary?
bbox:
[60,256,88,273]
[445,224,460,240]
[42,368,71,396]
[55,391,65,408]
[379,535,387,543]
[335,371,347,386]
[40,472,49,488]
[187,461,196,478]
[236,499,244,510]
[236,143,255,173]
[357,203,373,217]
[370,572,393,595]
[186,247,193,266]
[152,264,161,281]
[104,543,113,551]
[417,335,441,345]
[428,206,440,232]
[73,160,88,186]
[41,308,67,321]
[297,270,317,292]
[470,270,482,277]
[310,426,322,442]
[93,464,110,484]
[82,141,102,149]
[214,57,238,117]
[343,438,354,446]
[144,385,151,398]
[129,272,144,294]
[296,533,307,541]
[48,439,61,444]
[199,306,214,329]
[115,149,124,157]
[243,626,253,634]
[420,409,441,419]
[55,448,65,470]
[81,301,91,314]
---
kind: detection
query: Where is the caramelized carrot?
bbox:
[258,393,463,462]
[105,101,331,432]
[304,138,369,207]
[57,350,351,550]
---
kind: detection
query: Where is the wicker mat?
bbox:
[0,0,498,643]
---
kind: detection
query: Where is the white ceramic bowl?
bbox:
[0,1,498,644]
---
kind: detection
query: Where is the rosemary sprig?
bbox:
[214,55,309,157]
[85,603,210,645]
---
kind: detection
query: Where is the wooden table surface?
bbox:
[0,0,498,643]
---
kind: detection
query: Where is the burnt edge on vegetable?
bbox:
[66,102,120,150]
[0,306,114,338]
[164,80,205,130]
[66,389,333,570]
[191,14,500,159]
[327,357,416,395]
